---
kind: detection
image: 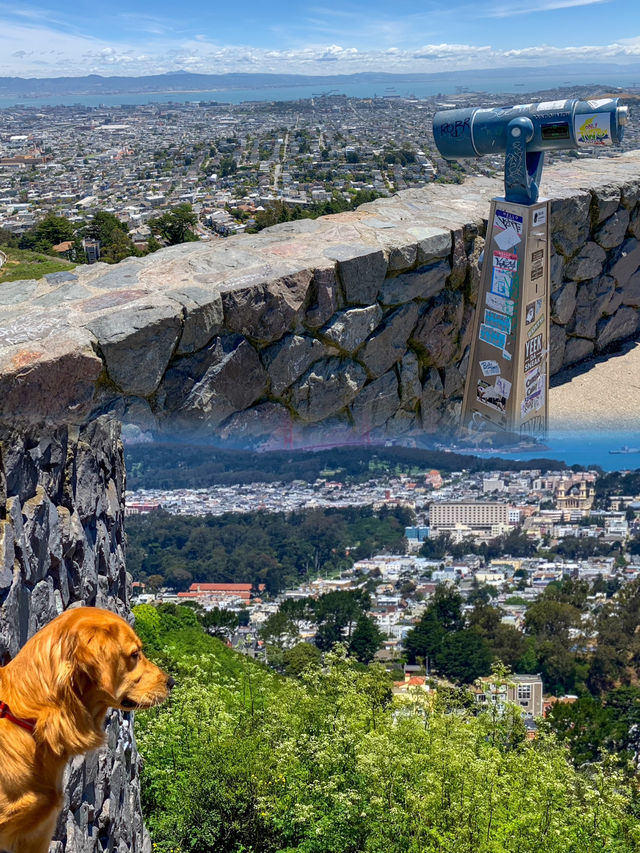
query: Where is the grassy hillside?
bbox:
[0,245,76,282]
[134,604,640,853]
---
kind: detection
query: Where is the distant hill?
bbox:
[1,66,639,99]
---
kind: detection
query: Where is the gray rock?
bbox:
[620,180,640,210]
[563,336,594,366]
[167,287,224,354]
[0,279,39,305]
[262,334,327,395]
[415,228,452,264]
[304,265,340,329]
[550,251,565,293]
[378,260,450,305]
[596,306,639,351]
[610,238,640,290]
[628,207,640,240]
[621,269,640,307]
[159,336,267,426]
[289,357,367,422]
[221,268,313,342]
[447,229,467,290]
[549,322,567,375]
[323,244,387,305]
[443,364,465,398]
[350,371,399,430]
[594,208,630,249]
[564,242,606,282]
[570,276,616,339]
[591,185,621,224]
[421,367,445,428]
[550,189,592,257]
[551,282,577,325]
[87,301,183,397]
[219,402,292,442]
[320,305,383,353]
[359,303,420,378]
[399,352,421,408]
[411,291,465,368]
[0,521,14,591]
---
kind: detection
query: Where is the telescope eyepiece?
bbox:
[617,105,629,126]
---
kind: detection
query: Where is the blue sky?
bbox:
[2,0,640,77]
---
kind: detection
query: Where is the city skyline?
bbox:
[2,0,640,79]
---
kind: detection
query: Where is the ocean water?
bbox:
[2,68,640,109]
[465,431,640,471]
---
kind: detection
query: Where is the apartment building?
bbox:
[429,502,511,540]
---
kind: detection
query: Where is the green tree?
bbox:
[349,614,383,663]
[20,213,74,252]
[282,642,321,677]
[149,204,198,245]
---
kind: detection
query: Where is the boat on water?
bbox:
[609,446,640,454]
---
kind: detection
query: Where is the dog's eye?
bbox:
[130,650,141,661]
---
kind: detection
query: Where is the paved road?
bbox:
[549,336,640,432]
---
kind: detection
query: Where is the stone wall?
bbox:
[0,417,148,853]
[1,152,639,446]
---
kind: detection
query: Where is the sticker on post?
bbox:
[537,100,566,111]
[477,379,507,414]
[532,207,546,227]
[527,314,545,338]
[479,359,501,377]
[486,291,515,316]
[491,268,513,298]
[484,308,511,336]
[495,376,512,400]
[524,334,543,371]
[479,323,507,352]
[493,250,518,272]
[493,209,523,251]
[575,113,612,146]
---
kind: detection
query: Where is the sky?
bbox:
[2,0,640,78]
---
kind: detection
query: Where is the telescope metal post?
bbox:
[461,197,550,438]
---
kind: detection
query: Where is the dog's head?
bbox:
[9,607,173,756]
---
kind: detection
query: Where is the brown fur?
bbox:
[0,607,171,853]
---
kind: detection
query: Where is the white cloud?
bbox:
[0,17,639,79]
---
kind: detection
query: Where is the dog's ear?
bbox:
[33,622,107,756]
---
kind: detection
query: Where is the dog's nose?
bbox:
[167,676,176,691]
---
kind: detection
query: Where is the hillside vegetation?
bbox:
[0,245,76,282]
[134,604,640,853]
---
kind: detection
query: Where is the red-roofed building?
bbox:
[177,582,265,603]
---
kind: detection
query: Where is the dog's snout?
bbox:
[167,676,176,691]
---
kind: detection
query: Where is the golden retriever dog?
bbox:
[0,606,173,853]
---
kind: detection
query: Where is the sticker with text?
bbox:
[490,268,513,298]
[479,359,501,377]
[486,291,515,316]
[524,333,543,371]
[479,323,507,352]
[527,313,545,338]
[532,207,546,227]
[493,209,523,251]
[484,308,512,336]
[575,113,612,146]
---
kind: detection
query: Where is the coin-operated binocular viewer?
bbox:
[432,98,628,438]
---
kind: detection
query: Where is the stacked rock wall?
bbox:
[0,417,148,853]
[549,177,640,372]
[1,152,639,446]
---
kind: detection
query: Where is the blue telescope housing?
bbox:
[433,98,628,204]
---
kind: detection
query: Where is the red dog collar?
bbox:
[0,700,36,734]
